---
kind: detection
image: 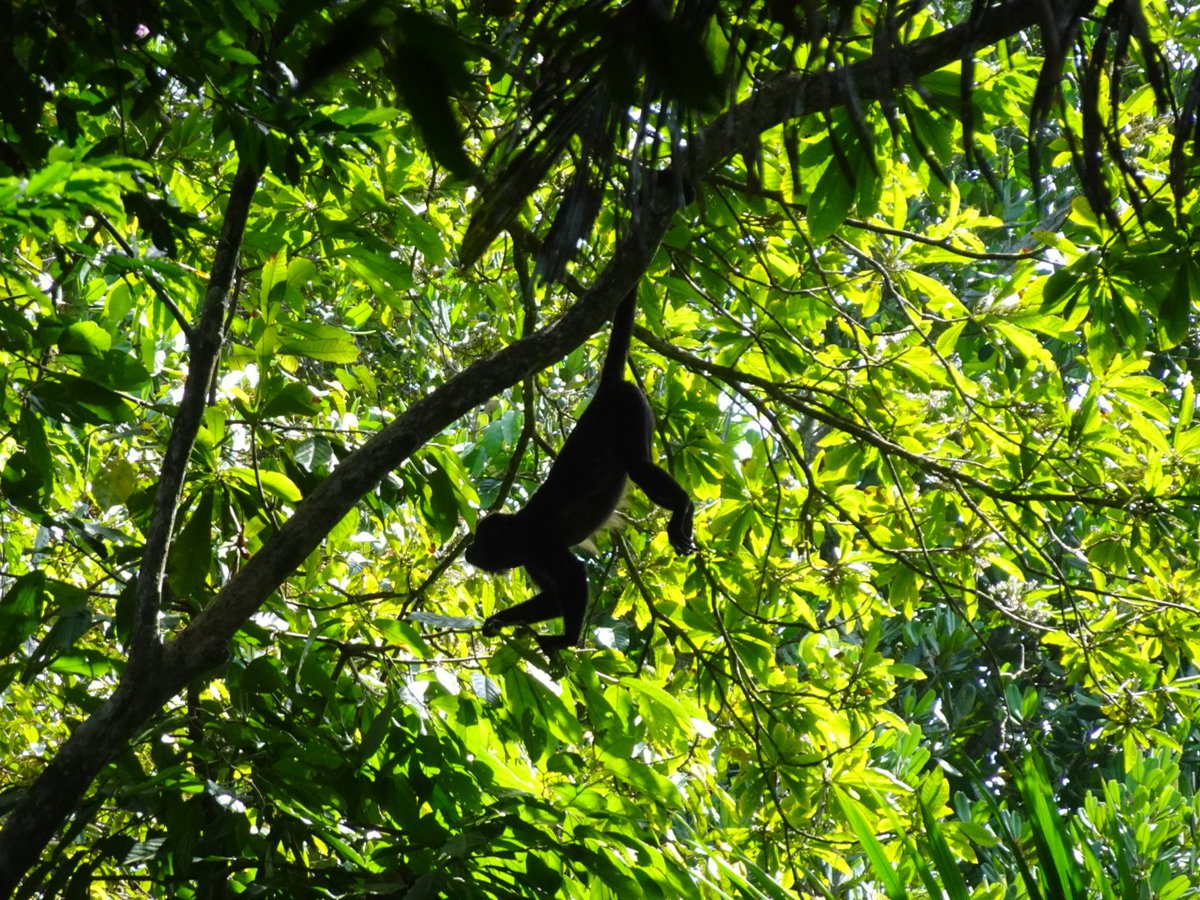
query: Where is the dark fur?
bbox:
[465,288,695,652]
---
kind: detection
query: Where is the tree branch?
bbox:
[688,0,1097,175]
[632,325,1141,513]
[127,159,262,674]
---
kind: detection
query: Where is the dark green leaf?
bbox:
[239,654,288,694]
[67,350,153,393]
[58,321,111,356]
[29,375,135,425]
[22,600,94,682]
[261,382,321,418]
[0,571,46,658]
[168,489,214,600]
[1156,260,1194,349]
[386,12,474,180]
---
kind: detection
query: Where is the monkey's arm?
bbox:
[628,459,696,555]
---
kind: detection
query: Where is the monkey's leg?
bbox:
[482,591,558,634]
[628,460,696,554]
[483,551,589,647]
[549,552,589,647]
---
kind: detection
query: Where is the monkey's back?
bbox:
[523,380,654,547]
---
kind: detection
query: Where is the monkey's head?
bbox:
[465,513,523,571]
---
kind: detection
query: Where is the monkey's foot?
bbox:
[534,634,574,655]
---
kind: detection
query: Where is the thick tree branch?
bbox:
[0,2,1089,893]
[688,0,1097,175]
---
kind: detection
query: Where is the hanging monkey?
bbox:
[465,287,695,652]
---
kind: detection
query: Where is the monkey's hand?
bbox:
[481,615,504,637]
[668,504,696,555]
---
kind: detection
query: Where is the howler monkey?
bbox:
[465,287,695,653]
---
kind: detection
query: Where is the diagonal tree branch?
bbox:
[633,326,1142,513]
[688,0,1096,175]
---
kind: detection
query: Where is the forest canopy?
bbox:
[1,0,1200,896]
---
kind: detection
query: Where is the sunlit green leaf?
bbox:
[59,321,112,355]
[278,321,360,363]
[807,160,854,242]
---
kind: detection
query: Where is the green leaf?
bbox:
[934,320,966,357]
[260,249,290,308]
[24,160,72,196]
[58,321,112,355]
[1156,260,1194,349]
[92,457,137,509]
[286,256,318,288]
[835,787,907,899]
[523,853,563,893]
[416,451,469,541]
[1016,753,1086,900]
[294,437,333,472]
[989,319,1046,367]
[808,160,854,242]
[856,147,883,218]
[0,300,35,351]
[240,654,288,694]
[386,12,474,180]
[278,321,360,364]
[68,350,152,393]
[22,598,93,682]
[918,798,970,900]
[205,31,259,65]
[597,749,682,809]
[0,571,46,657]
[394,200,447,263]
[620,677,705,736]
[260,382,321,418]
[344,248,414,292]
[469,672,502,705]
[168,489,214,599]
[47,650,114,677]
[15,407,52,489]
[226,467,303,502]
[29,375,135,424]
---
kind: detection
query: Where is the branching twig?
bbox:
[128,159,262,673]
